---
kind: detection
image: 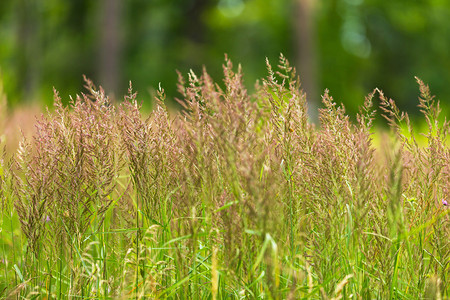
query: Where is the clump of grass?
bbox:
[0,55,449,298]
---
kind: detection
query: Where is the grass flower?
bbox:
[0,56,449,298]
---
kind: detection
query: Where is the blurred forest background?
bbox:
[1,0,450,118]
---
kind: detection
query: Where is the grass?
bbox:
[0,55,449,299]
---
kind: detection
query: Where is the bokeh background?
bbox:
[1,0,450,118]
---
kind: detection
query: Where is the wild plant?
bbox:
[0,55,449,299]
[10,79,124,296]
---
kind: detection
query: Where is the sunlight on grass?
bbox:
[0,56,449,298]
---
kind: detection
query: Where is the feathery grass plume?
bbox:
[119,82,184,296]
[299,88,361,294]
[119,82,179,223]
[261,54,309,256]
[10,79,123,297]
[3,56,450,298]
[377,79,450,297]
[46,83,120,244]
[174,59,249,292]
[351,90,378,233]
[13,135,47,257]
[415,77,450,291]
[342,90,379,295]
[78,78,123,226]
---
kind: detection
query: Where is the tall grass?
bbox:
[0,55,449,299]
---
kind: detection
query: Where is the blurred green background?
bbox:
[1,0,449,117]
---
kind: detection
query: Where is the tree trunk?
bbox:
[294,0,318,121]
[16,0,40,102]
[99,0,122,99]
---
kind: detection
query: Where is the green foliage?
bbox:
[0,56,449,298]
[318,0,450,116]
[2,0,450,118]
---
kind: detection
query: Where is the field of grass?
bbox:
[0,56,449,299]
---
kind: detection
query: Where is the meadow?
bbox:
[0,55,449,299]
